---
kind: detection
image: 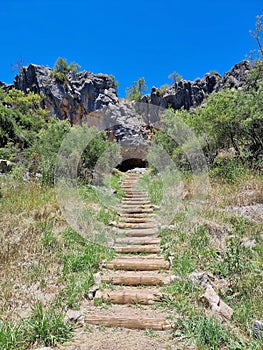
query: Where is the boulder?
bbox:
[0,159,13,173]
[253,320,263,339]
[188,272,212,287]
[220,60,253,89]
[241,237,257,249]
[201,285,233,320]
[66,309,85,324]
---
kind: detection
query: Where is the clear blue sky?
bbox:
[0,0,262,97]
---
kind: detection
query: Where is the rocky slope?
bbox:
[13,64,118,124]
[141,60,252,110]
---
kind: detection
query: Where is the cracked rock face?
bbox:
[13,64,118,124]
[142,60,252,111]
[100,101,159,161]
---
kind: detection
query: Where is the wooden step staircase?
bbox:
[85,170,172,331]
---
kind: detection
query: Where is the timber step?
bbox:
[95,288,163,305]
[121,200,151,204]
[115,237,161,245]
[114,244,160,253]
[101,271,171,286]
[115,228,157,236]
[120,208,154,214]
[123,194,148,199]
[114,227,158,237]
[121,203,152,208]
[119,213,156,218]
[119,218,154,223]
[115,222,157,229]
[103,257,170,271]
[116,231,157,238]
[85,315,170,330]
[123,191,147,195]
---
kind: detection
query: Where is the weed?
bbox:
[0,321,27,350]
[173,314,245,349]
[27,302,72,347]
[145,328,158,338]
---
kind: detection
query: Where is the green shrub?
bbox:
[52,57,80,83]
[126,77,147,101]
[210,157,249,183]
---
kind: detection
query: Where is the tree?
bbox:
[11,56,25,74]
[126,77,147,101]
[249,14,263,59]
[248,15,263,85]
[52,57,80,83]
[53,57,80,74]
[168,71,182,84]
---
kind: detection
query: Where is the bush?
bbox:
[126,77,147,101]
[52,57,80,83]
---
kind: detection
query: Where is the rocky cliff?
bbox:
[0,61,253,168]
[141,60,252,110]
[2,60,252,122]
[13,64,118,124]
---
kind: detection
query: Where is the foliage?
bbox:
[126,77,147,101]
[159,83,170,94]
[0,88,48,160]
[168,71,182,84]
[153,80,263,172]
[0,303,72,349]
[249,14,263,59]
[52,57,80,83]
[0,321,28,350]
[109,74,119,90]
[27,117,70,184]
[27,303,72,347]
[174,314,245,349]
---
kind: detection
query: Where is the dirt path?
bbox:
[60,171,186,350]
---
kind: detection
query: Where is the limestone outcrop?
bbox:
[141,60,252,110]
[13,64,118,124]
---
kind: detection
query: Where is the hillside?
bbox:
[0,57,262,349]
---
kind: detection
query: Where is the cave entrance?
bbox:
[117,158,148,172]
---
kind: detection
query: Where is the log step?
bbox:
[116,222,157,229]
[101,272,170,286]
[123,195,148,199]
[95,289,163,305]
[119,217,153,223]
[121,204,152,208]
[85,315,170,330]
[104,257,170,271]
[116,228,157,237]
[114,244,160,253]
[121,200,151,205]
[115,237,161,245]
[119,213,155,218]
[124,191,147,195]
[120,208,154,214]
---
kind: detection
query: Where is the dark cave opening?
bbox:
[117,158,148,172]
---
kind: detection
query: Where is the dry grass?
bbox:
[0,178,63,321]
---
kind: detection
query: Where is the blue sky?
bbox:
[0,0,262,97]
